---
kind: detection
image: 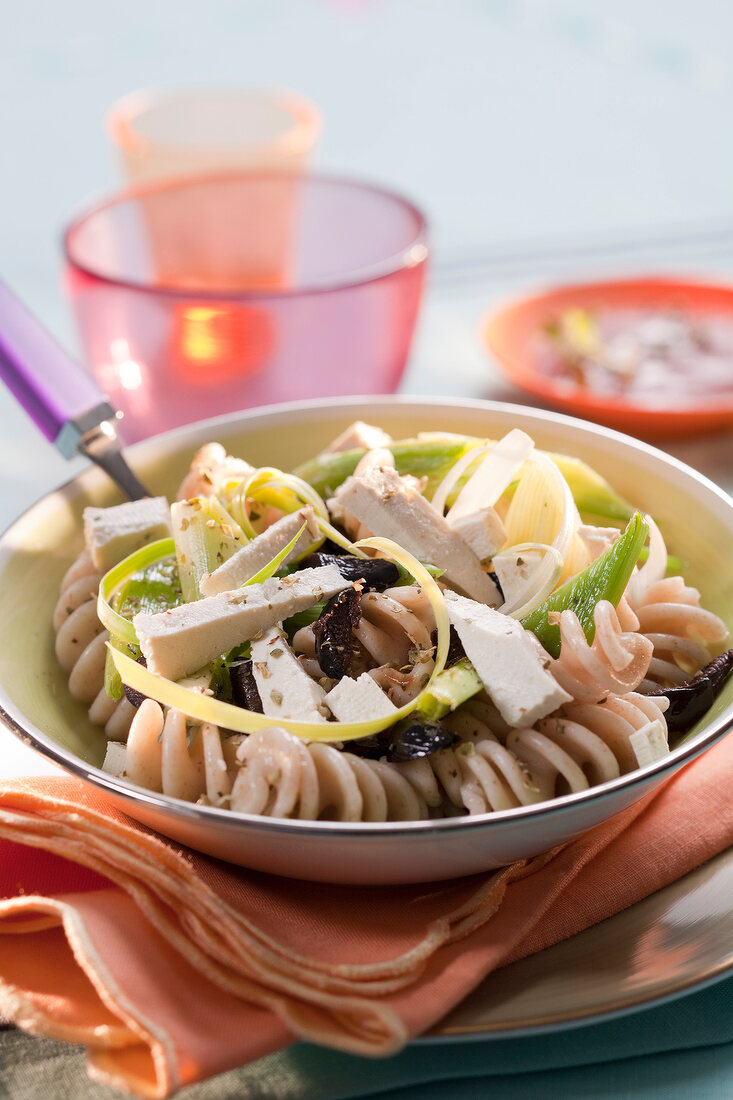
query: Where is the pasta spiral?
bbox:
[54,549,138,740]
[539,598,653,703]
[394,736,547,815]
[176,441,254,501]
[356,587,436,706]
[180,688,668,824]
[431,691,669,813]
[627,577,728,690]
[111,700,238,804]
[113,718,430,821]
[510,692,669,797]
[230,728,428,821]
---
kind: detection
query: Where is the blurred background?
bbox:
[3,0,733,510]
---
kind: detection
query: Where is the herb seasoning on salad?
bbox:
[53,423,732,822]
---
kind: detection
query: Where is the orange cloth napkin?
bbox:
[0,736,732,1099]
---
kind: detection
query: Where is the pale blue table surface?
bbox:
[1,2,733,1097]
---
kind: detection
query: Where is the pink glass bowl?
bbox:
[63,173,428,443]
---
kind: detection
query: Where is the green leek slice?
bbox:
[416,658,482,722]
[172,496,245,602]
[294,437,481,499]
[295,434,634,525]
[97,538,177,646]
[521,512,649,657]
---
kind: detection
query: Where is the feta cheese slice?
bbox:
[251,626,327,723]
[448,508,506,562]
[83,497,171,571]
[102,741,127,777]
[325,672,398,723]
[331,464,499,606]
[199,506,319,597]
[134,564,349,682]
[628,719,670,769]
[443,590,572,727]
[324,420,393,454]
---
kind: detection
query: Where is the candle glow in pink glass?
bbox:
[63,89,427,442]
[63,173,428,443]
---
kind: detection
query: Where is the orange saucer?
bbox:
[484,276,733,438]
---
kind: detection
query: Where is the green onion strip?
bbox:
[97,538,176,646]
[109,536,451,744]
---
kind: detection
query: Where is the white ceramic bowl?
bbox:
[1,397,732,884]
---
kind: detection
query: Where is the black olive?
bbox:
[123,685,147,709]
[431,625,466,667]
[313,587,362,679]
[299,552,399,591]
[229,658,264,713]
[646,649,733,737]
[346,716,460,762]
[123,653,148,707]
[387,719,461,762]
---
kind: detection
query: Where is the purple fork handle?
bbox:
[0,280,107,443]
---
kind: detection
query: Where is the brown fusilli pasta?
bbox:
[627,577,727,690]
[539,598,653,703]
[107,700,238,804]
[54,549,138,740]
[103,685,670,824]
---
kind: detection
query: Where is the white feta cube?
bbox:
[331,464,499,606]
[447,508,506,562]
[134,565,348,682]
[102,741,128,777]
[83,497,171,571]
[443,590,572,727]
[251,626,326,722]
[325,672,398,723]
[628,719,670,769]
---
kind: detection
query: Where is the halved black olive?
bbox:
[299,552,399,591]
[387,719,461,762]
[646,649,733,737]
[346,717,460,763]
[124,653,148,708]
[229,658,264,713]
[431,625,466,667]
[123,685,147,709]
[313,587,362,679]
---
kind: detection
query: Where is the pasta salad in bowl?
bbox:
[1,397,732,883]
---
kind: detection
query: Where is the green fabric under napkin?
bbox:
[2,975,733,1099]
